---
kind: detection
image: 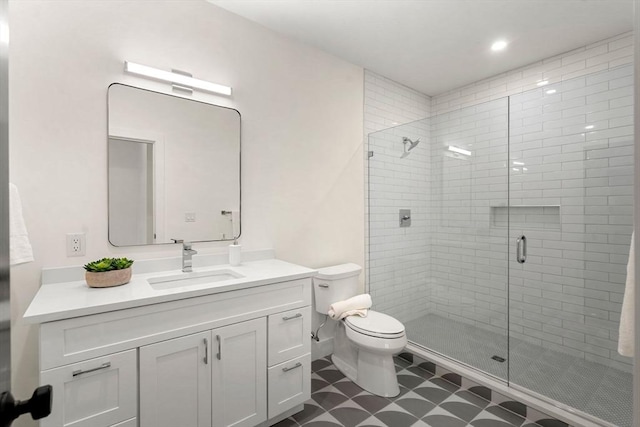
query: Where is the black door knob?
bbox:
[0,385,52,427]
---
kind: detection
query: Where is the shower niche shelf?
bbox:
[490,205,560,230]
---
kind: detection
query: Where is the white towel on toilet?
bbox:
[328,294,372,320]
[619,232,635,357]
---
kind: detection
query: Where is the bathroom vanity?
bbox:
[24,255,315,427]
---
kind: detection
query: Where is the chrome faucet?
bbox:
[181,241,198,273]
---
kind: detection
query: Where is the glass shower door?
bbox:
[508,65,634,427]
[367,97,511,381]
[425,98,510,380]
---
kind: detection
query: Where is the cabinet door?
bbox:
[139,331,212,427]
[212,318,267,427]
[40,349,137,427]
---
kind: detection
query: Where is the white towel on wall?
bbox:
[618,232,634,357]
[9,183,34,265]
[328,294,372,320]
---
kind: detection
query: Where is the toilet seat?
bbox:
[345,310,405,339]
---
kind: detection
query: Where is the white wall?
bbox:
[8,1,364,422]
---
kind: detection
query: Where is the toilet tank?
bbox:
[313,263,362,314]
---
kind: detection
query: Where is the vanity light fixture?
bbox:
[124,61,232,96]
[448,146,471,156]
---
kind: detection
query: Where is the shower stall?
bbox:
[367,65,633,427]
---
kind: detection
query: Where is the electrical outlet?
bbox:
[185,212,196,222]
[66,233,86,257]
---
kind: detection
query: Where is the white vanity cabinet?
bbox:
[31,270,314,427]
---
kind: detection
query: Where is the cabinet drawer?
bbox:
[267,353,311,418]
[40,349,137,427]
[268,306,311,366]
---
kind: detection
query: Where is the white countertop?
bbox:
[24,258,317,324]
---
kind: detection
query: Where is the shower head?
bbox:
[401,137,420,157]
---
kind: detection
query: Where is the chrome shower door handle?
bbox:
[516,235,527,264]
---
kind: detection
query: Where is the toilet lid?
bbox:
[345,310,405,337]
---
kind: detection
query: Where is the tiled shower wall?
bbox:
[429,32,633,371]
[364,71,431,323]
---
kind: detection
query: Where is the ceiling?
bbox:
[209,0,633,96]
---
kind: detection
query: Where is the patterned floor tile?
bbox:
[275,356,565,427]
[292,403,326,425]
[333,379,366,398]
[413,385,451,405]
[312,387,349,411]
[351,394,392,414]
[454,390,490,408]
[439,400,484,422]
[329,406,371,427]
[484,404,526,426]
[397,371,426,389]
[374,409,419,427]
[355,415,387,426]
[394,393,436,418]
[316,368,346,384]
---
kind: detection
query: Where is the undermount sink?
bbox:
[148,269,244,290]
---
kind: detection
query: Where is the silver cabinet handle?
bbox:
[283,313,302,321]
[72,362,111,377]
[282,362,302,372]
[204,338,209,365]
[318,283,329,288]
[517,235,527,264]
[216,335,221,360]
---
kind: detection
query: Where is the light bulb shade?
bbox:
[124,61,232,96]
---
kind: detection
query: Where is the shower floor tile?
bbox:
[405,313,632,427]
[273,355,563,427]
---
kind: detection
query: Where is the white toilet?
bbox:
[314,263,407,397]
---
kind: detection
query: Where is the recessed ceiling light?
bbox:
[537,80,549,86]
[546,89,556,94]
[491,40,508,51]
[585,125,594,130]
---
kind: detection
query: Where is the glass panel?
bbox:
[368,97,510,379]
[508,65,633,427]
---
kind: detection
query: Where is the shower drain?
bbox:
[491,355,506,363]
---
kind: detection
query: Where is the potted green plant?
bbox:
[83,257,134,288]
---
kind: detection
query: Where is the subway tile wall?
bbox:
[364,71,431,323]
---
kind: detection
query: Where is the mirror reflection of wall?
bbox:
[108,84,241,246]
